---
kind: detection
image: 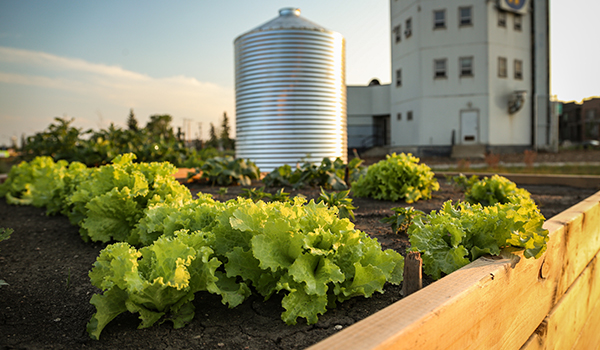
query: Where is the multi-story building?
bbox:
[559,97,600,144]
[559,102,582,143]
[348,0,554,157]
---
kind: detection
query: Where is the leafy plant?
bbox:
[0,156,90,215]
[352,153,439,203]
[447,173,480,192]
[87,232,231,340]
[241,187,271,202]
[241,187,291,203]
[462,174,531,206]
[269,188,291,203]
[381,206,424,234]
[408,197,548,280]
[103,196,404,334]
[316,187,357,220]
[262,157,365,191]
[217,187,228,200]
[65,153,192,243]
[192,156,260,186]
[19,116,225,168]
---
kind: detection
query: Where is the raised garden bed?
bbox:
[0,173,599,349]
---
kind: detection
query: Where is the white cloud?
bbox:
[0,46,235,145]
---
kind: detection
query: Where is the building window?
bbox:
[405,17,412,37]
[397,112,402,121]
[407,111,413,121]
[459,6,472,26]
[460,57,473,76]
[514,14,522,31]
[498,11,506,27]
[396,68,402,87]
[393,25,401,43]
[434,59,447,78]
[514,59,523,80]
[498,57,507,78]
[434,10,446,29]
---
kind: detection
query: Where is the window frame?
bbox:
[498,11,507,27]
[407,111,413,121]
[514,14,522,31]
[498,57,507,78]
[396,68,402,87]
[514,59,523,80]
[433,9,446,29]
[405,17,413,37]
[459,6,473,26]
[459,56,474,77]
[434,58,447,79]
[393,25,402,43]
[397,112,402,121]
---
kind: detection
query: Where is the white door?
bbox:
[460,110,479,144]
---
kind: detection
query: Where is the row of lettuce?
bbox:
[0,154,405,339]
[0,152,549,340]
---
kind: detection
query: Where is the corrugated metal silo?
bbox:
[234,8,347,171]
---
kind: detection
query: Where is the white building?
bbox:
[348,0,555,157]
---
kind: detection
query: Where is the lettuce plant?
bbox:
[352,153,439,203]
[66,153,192,243]
[87,232,230,340]
[408,197,548,280]
[463,174,531,206]
[90,196,404,338]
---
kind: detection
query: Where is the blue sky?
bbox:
[0,1,598,146]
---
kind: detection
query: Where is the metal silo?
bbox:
[234,8,347,171]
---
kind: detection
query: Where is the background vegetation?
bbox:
[12,110,234,168]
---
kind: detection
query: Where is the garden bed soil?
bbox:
[0,180,597,350]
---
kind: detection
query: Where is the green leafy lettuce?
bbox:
[0,156,85,214]
[352,153,439,203]
[408,197,549,280]
[87,231,224,339]
[89,196,404,338]
[65,153,192,243]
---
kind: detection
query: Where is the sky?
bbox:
[0,0,598,147]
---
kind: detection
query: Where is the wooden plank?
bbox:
[547,194,600,298]
[309,252,553,350]
[542,254,600,349]
[309,191,600,350]
[435,172,600,189]
[571,288,600,350]
[521,252,600,350]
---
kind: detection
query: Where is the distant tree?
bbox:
[146,114,174,139]
[220,112,233,150]
[206,122,219,149]
[20,133,27,150]
[126,109,139,131]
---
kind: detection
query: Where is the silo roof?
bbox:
[235,8,332,41]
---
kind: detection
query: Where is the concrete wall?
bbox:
[347,84,390,148]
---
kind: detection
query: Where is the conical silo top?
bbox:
[236,8,332,41]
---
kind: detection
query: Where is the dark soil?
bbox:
[0,178,597,350]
